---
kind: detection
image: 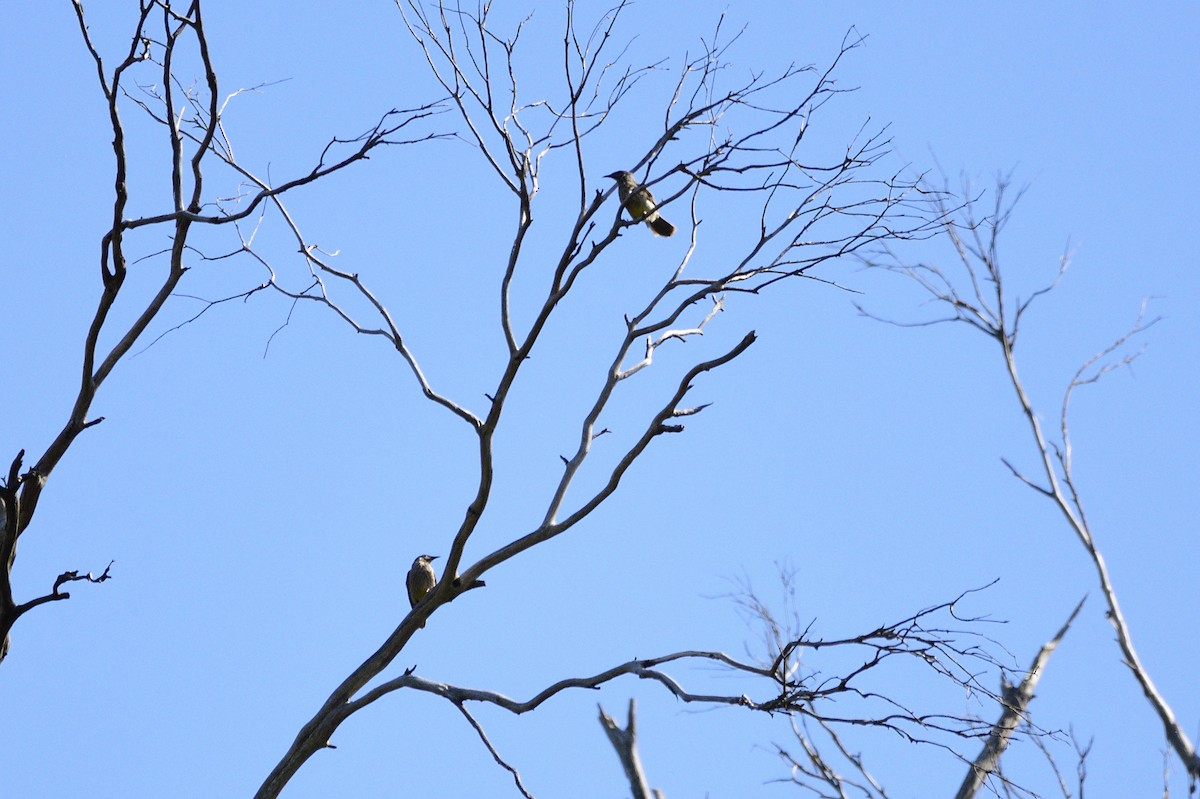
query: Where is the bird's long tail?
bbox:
[649,215,676,237]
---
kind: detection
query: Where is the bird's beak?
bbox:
[430,555,440,561]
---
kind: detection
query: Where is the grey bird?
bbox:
[407,555,438,626]
[606,171,676,237]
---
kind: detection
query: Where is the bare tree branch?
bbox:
[599,699,658,799]
[862,175,1198,779]
[955,596,1086,799]
[254,582,1011,798]
[2,0,446,663]
[454,702,536,799]
[770,714,892,799]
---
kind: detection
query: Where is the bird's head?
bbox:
[605,170,632,182]
[415,554,439,565]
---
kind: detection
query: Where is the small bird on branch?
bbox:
[406,553,486,628]
[606,171,676,237]
[407,555,438,626]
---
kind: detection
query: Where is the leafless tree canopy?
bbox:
[7,2,1191,798]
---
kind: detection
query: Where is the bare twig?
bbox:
[454,702,536,799]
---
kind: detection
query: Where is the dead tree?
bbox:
[862,176,1200,787]
[240,3,1003,795]
[9,2,1028,796]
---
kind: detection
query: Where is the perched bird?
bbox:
[606,170,676,237]
[406,555,438,625]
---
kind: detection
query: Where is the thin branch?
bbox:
[9,562,116,622]
[454,702,536,799]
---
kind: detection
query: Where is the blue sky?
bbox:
[3,2,1198,797]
